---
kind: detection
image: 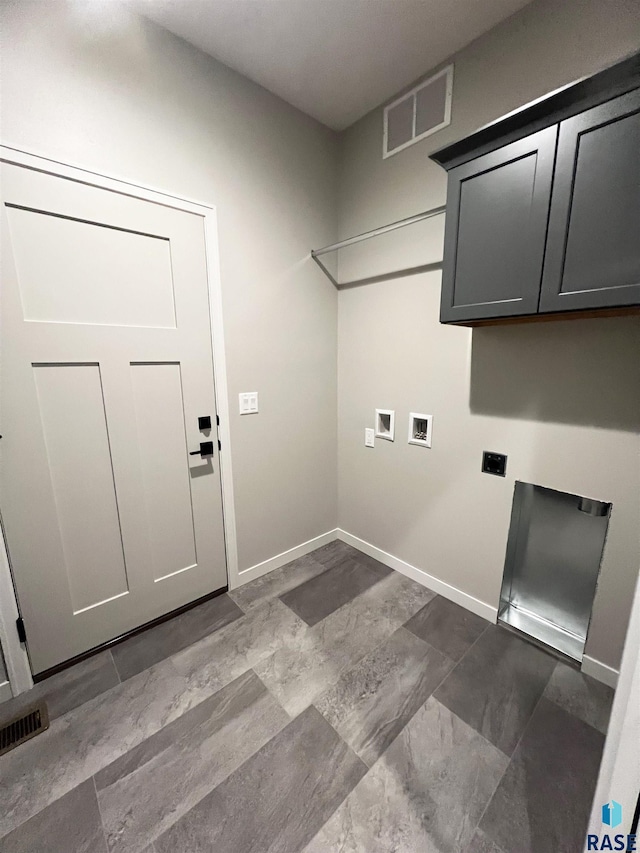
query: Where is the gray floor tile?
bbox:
[111,593,243,681]
[0,778,107,853]
[543,661,614,734]
[304,697,509,853]
[313,540,393,576]
[172,597,308,696]
[229,553,328,611]
[255,571,435,715]
[434,625,556,755]
[0,650,119,723]
[155,705,367,853]
[96,670,290,853]
[1,555,602,853]
[404,595,488,661]
[315,626,454,765]
[0,657,202,838]
[311,539,360,568]
[280,557,391,626]
[480,698,604,853]
[465,829,506,853]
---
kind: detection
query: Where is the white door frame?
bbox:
[0,516,32,697]
[0,145,239,697]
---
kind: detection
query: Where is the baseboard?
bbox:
[337,529,498,624]
[233,526,619,690]
[234,528,339,588]
[582,655,619,689]
[0,681,13,705]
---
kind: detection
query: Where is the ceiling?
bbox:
[132,0,533,130]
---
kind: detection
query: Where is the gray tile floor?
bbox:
[0,540,613,853]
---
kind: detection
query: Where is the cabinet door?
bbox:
[539,88,640,312]
[440,126,557,323]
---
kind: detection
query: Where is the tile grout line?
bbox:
[279,558,392,628]
[261,567,433,710]
[150,696,353,851]
[306,621,504,853]
[410,634,461,702]
[91,774,111,853]
[301,708,370,843]
[236,543,388,627]
[250,668,295,721]
[104,669,295,853]
[229,553,329,614]
[465,656,559,851]
[3,556,580,853]
[301,591,441,713]
[5,615,265,840]
[309,627,455,776]
[414,616,491,685]
[293,578,467,731]
[7,609,442,848]
[0,568,343,842]
[462,749,510,852]
[109,648,122,685]
[418,620,552,852]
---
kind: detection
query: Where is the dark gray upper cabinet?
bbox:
[539,87,640,313]
[440,127,556,323]
[431,51,640,325]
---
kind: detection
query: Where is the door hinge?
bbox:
[216,415,220,426]
[16,617,27,644]
[218,439,222,451]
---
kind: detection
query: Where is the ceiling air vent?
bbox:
[383,65,453,158]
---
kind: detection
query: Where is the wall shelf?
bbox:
[311,205,445,288]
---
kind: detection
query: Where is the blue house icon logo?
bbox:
[602,801,622,829]
[588,800,635,849]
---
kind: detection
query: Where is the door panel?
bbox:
[33,363,130,613]
[440,126,557,323]
[539,88,640,312]
[1,158,227,673]
[130,362,198,583]
[6,205,177,327]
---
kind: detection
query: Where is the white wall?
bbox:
[0,0,339,576]
[337,0,640,670]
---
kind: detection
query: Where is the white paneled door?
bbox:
[0,156,228,674]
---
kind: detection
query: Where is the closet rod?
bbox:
[311,204,446,257]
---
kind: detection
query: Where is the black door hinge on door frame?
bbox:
[16,617,27,643]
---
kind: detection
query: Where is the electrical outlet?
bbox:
[482,451,507,477]
[365,428,375,447]
[239,392,259,414]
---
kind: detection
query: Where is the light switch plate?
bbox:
[239,392,259,414]
[365,428,375,447]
